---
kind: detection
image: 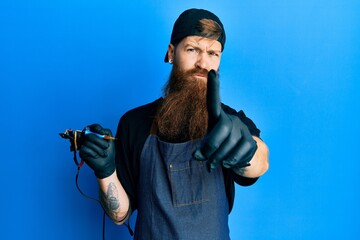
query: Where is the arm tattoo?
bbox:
[100,182,121,219]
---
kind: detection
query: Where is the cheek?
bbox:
[175,56,196,71]
[209,57,221,70]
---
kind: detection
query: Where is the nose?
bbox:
[195,52,209,70]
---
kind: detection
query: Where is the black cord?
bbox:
[75,163,134,239]
[61,128,134,239]
[60,129,106,238]
[103,211,106,240]
[75,166,106,240]
[75,167,100,204]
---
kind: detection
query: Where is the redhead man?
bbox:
[80,8,269,240]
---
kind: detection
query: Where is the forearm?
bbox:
[97,170,130,225]
[233,136,269,178]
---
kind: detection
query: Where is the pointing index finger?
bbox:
[207,69,221,127]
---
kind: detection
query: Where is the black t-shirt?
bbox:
[115,98,260,213]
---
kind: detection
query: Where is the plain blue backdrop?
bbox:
[1,0,359,239]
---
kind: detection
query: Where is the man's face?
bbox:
[157,36,222,142]
[168,36,222,81]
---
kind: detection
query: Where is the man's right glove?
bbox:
[193,70,258,172]
[79,124,116,179]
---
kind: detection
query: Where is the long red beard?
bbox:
[155,64,209,142]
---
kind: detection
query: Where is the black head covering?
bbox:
[164,8,226,62]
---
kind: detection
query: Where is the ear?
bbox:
[167,44,175,61]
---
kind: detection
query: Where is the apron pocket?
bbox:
[168,160,209,207]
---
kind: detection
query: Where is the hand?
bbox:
[79,124,116,179]
[193,70,258,172]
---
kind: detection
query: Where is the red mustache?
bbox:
[185,68,209,78]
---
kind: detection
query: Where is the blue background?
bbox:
[1,0,359,239]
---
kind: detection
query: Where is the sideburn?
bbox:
[155,65,208,143]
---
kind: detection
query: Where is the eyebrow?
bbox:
[184,42,221,54]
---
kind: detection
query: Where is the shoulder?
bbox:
[221,103,261,137]
[121,98,161,122]
[118,98,161,132]
[116,98,162,149]
[221,103,237,114]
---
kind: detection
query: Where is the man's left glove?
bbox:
[79,124,116,179]
[193,70,258,172]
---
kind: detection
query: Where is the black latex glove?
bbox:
[193,70,258,172]
[79,124,116,179]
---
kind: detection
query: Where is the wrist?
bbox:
[95,166,116,179]
[230,163,250,176]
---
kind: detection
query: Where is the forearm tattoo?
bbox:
[100,182,121,219]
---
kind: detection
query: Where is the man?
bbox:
[79,8,269,239]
